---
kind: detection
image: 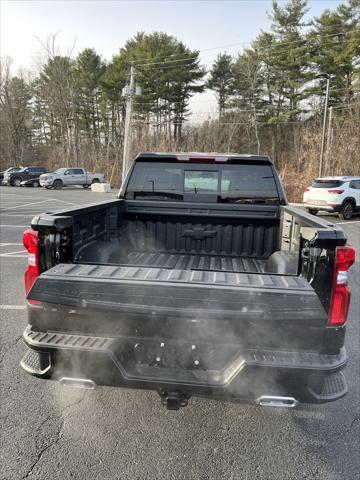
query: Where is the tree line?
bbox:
[0,0,359,197]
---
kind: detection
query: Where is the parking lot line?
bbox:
[47,197,78,205]
[0,225,28,228]
[0,243,23,246]
[0,249,25,254]
[0,199,51,211]
[337,220,360,225]
[0,305,26,310]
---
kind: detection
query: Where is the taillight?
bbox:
[23,229,40,302]
[327,189,344,194]
[304,188,310,192]
[328,246,356,326]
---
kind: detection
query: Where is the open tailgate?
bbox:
[28,263,328,351]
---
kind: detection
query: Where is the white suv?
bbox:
[303,176,360,220]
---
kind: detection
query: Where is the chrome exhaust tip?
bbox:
[59,377,97,390]
[257,395,297,408]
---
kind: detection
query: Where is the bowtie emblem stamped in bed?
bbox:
[182,227,217,240]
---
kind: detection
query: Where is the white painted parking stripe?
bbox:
[47,197,78,205]
[0,305,26,310]
[0,199,50,211]
[0,225,28,228]
[0,193,43,197]
[1,249,26,255]
[0,243,23,246]
[337,221,360,225]
[0,254,27,258]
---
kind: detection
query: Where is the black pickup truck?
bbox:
[21,153,356,410]
[5,166,47,186]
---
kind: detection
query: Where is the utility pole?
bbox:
[122,63,135,184]
[326,106,334,176]
[316,73,330,178]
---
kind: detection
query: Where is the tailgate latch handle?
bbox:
[182,227,217,240]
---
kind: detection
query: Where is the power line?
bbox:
[135,30,353,68]
[132,24,354,64]
[184,102,359,116]
[136,36,355,72]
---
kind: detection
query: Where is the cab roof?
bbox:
[136,152,273,163]
[315,176,360,181]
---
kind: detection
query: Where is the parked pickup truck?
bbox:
[39,168,105,189]
[0,166,23,185]
[4,166,47,186]
[21,152,355,410]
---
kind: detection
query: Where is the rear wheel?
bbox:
[33,180,40,188]
[91,178,100,184]
[307,209,318,215]
[339,201,354,220]
[12,177,22,187]
[53,179,63,190]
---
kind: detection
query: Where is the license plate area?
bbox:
[307,199,326,205]
[115,339,244,386]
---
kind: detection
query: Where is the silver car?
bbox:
[40,168,105,189]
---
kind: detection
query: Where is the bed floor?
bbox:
[126,251,267,273]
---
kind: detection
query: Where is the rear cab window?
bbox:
[125,160,279,204]
[311,180,345,189]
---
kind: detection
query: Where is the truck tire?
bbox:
[307,209,318,215]
[53,179,63,190]
[91,178,100,184]
[12,177,22,187]
[33,180,40,188]
[339,201,354,220]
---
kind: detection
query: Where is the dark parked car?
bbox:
[4,167,47,186]
[21,152,356,410]
[20,177,41,188]
[0,167,23,185]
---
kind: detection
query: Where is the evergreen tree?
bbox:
[74,48,106,146]
[207,53,234,117]
[110,32,205,139]
[0,71,32,163]
[307,0,360,106]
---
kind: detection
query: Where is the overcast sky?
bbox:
[0,0,343,117]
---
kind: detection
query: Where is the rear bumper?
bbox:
[21,325,348,405]
[303,203,342,213]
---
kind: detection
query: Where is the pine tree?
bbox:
[74,48,106,146]
[207,53,234,117]
[307,1,360,106]
[110,32,205,140]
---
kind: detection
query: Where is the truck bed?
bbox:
[125,251,266,273]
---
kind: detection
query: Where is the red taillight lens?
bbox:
[335,246,356,271]
[23,229,40,301]
[328,246,356,326]
[304,188,310,192]
[327,189,344,194]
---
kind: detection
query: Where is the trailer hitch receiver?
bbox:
[160,392,189,410]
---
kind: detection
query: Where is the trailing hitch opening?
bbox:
[160,392,189,410]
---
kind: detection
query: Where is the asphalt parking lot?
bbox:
[0,185,359,480]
